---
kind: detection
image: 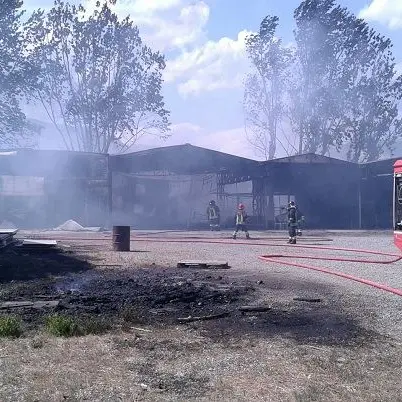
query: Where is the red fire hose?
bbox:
[30,234,402,297]
[133,237,402,298]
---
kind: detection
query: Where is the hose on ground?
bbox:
[28,234,402,297]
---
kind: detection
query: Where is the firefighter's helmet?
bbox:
[238,203,245,210]
[209,200,215,206]
[289,201,295,207]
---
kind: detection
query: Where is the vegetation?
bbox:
[0,315,22,338]
[45,314,111,337]
[24,0,170,152]
[0,0,170,152]
[244,0,402,162]
[0,0,41,147]
[45,314,80,337]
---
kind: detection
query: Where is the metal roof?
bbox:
[260,153,354,165]
[111,144,260,175]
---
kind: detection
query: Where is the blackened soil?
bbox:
[0,252,381,347]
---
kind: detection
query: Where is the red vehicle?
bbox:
[394,160,402,251]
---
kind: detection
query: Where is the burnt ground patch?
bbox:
[0,263,383,347]
[0,247,92,283]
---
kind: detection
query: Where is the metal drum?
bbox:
[112,226,130,251]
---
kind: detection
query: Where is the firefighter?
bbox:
[232,203,250,239]
[206,200,220,231]
[287,201,298,244]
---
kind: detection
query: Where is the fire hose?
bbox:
[30,234,402,297]
[133,237,402,298]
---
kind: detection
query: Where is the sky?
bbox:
[24,0,402,159]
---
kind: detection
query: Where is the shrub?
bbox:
[45,314,80,337]
[0,315,22,338]
[45,314,112,337]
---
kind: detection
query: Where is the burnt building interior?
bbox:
[0,144,397,230]
[0,149,109,229]
[110,144,258,229]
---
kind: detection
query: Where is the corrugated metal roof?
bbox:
[111,144,259,175]
[260,153,354,165]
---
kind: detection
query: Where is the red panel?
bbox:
[394,160,402,173]
[394,232,402,252]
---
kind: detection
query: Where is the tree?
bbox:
[244,16,294,160]
[292,0,402,162]
[342,28,402,162]
[25,0,170,153]
[0,0,40,147]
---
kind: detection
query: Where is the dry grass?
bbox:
[0,327,401,401]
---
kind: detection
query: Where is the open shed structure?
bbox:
[0,149,109,229]
[360,157,397,229]
[110,144,259,229]
[255,153,360,229]
[111,145,362,230]
[0,144,396,230]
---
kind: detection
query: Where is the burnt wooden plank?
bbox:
[177,260,229,269]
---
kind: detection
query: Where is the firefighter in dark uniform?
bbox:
[207,200,220,231]
[287,201,298,244]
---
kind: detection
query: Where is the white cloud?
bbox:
[165,30,252,96]
[126,0,182,14]
[29,1,249,97]
[143,2,210,51]
[82,0,210,51]
[358,0,402,29]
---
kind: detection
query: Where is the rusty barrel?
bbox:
[112,226,130,251]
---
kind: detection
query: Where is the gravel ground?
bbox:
[21,229,402,338]
[0,229,401,401]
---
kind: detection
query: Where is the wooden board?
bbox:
[0,300,59,309]
[0,229,18,235]
[22,239,57,249]
[177,260,230,269]
[22,239,58,246]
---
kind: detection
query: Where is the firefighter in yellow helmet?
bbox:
[232,203,250,239]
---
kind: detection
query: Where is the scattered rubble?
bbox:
[0,229,59,253]
[0,229,18,249]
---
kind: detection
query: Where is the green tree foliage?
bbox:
[25,0,170,153]
[0,0,40,147]
[293,0,402,162]
[244,16,294,160]
[246,0,402,162]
